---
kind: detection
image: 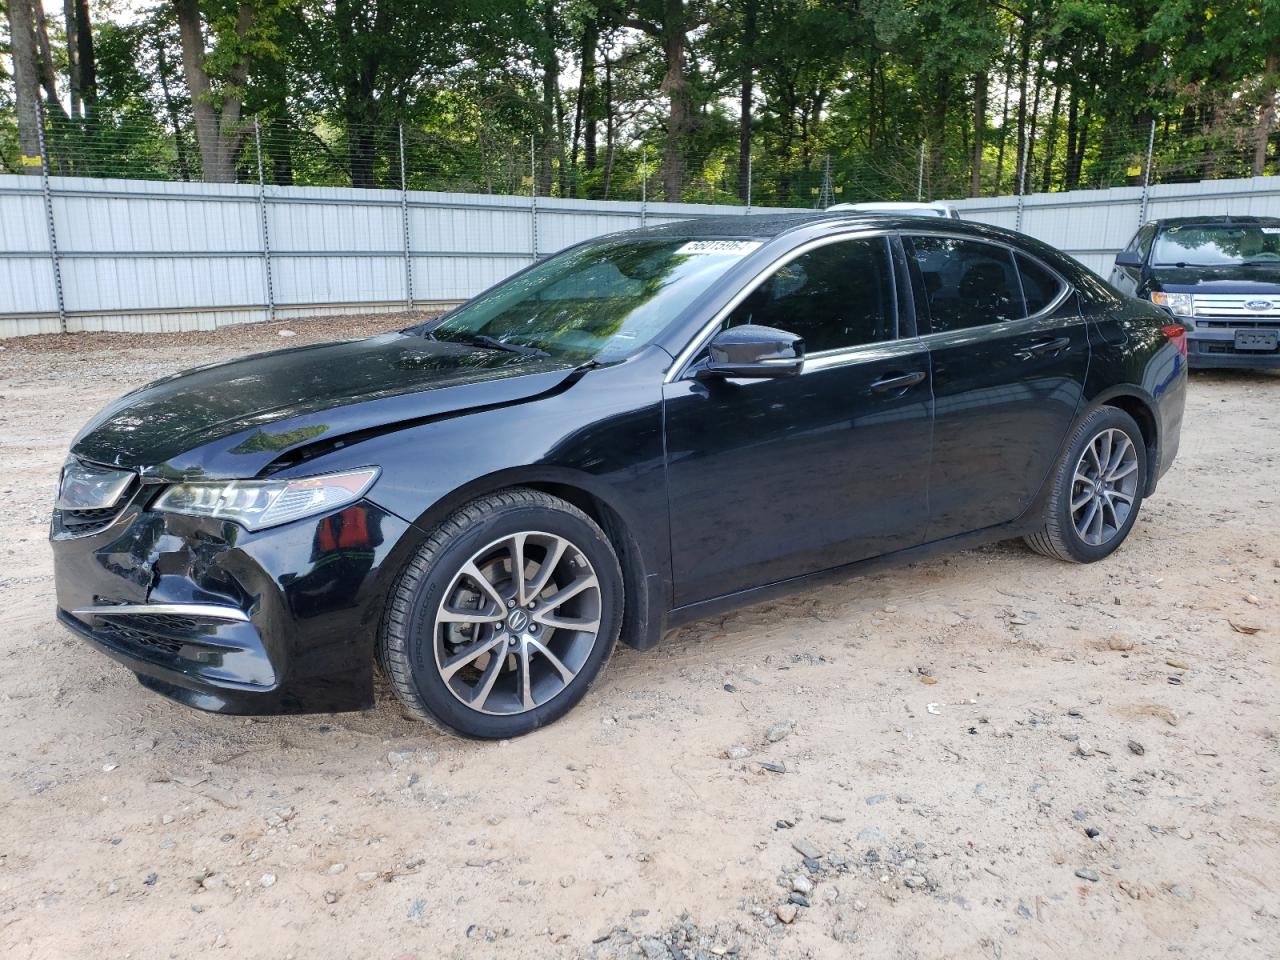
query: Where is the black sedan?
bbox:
[52,213,1187,738]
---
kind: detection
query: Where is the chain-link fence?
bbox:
[4,104,1275,207]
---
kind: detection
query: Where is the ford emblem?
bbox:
[1245,299,1274,311]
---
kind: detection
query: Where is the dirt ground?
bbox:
[1,315,1277,960]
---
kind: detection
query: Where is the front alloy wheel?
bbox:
[380,489,623,738]
[434,532,603,715]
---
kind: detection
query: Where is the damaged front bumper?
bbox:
[51,480,419,715]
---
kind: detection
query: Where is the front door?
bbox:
[903,234,1090,540]
[663,234,934,607]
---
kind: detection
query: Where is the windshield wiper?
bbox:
[437,332,550,357]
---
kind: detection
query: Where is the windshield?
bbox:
[1153,224,1280,266]
[426,236,760,363]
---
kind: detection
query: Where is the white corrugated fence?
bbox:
[2,172,1279,338]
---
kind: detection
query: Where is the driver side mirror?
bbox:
[1114,249,1142,269]
[702,324,805,379]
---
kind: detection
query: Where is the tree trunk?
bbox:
[1255,50,1280,176]
[1024,45,1046,192]
[538,2,559,196]
[174,0,251,183]
[582,19,599,173]
[737,0,758,203]
[1040,82,1063,192]
[7,0,43,172]
[994,26,1014,192]
[1014,7,1033,194]
[927,73,949,200]
[65,0,82,118]
[659,0,691,202]
[969,70,987,197]
[75,0,98,119]
[155,36,192,180]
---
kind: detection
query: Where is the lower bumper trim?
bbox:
[72,602,251,622]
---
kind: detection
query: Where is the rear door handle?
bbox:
[868,371,926,394]
[1020,336,1071,358]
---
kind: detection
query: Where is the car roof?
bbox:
[627,211,987,242]
[1154,215,1280,227]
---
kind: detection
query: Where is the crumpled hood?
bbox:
[71,333,580,479]
[1151,263,1280,294]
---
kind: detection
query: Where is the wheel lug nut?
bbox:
[507,599,516,608]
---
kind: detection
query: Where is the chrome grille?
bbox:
[1192,294,1280,318]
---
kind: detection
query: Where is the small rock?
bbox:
[326,863,345,875]
[102,763,118,773]
[788,892,811,907]
[143,873,158,886]
[775,903,799,924]
[1106,634,1135,651]
[865,793,888,805]
[1127,740,1145,756]
[161,814,175,825]
[725,745,752,760]
[765,722,793,743]
[1166,658,1188,670]
[277,329,297,338]
[1085,826,1101,839]
[323,890,338,904]
[1076,741,1095,757]
[792,839,822,860]
[259,874,276,888]
[791,875,814,895]
[1075,868,1100,882]
[356,871,377,882]
[759,760,786,774]
[559,875,576,888]
[819,811,845,823]
[639,939,668,960]
[903,875,928,889]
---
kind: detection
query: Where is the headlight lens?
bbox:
[1150,291,1193,317]
[152,467,379,531]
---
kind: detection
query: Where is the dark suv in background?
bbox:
[1112,215,1280,370]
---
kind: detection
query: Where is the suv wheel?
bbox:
[1025,406,1148,563]
[379,488,623,738]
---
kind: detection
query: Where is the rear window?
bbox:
[907,236,1022,332]
[1016,253,1066,314]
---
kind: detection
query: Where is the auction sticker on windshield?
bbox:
[676,240,763,256]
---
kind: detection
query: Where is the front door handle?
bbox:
[868,371,926,394]
[1020,336,1071,359]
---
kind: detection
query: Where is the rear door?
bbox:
[663,233,933,606]
[903,234,1089,540]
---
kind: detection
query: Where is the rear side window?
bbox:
[1016,253,1066,314]
[723,235,896,353]
[907,236,1021,332]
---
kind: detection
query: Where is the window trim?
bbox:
[901,231,1073,339]
[665,228,896,383]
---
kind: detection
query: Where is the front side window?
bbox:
[1135,224,1157,260]
[428,236,759,362]
[1152,223,1280,267]
[907,236,1021,332]
[722,236,897,353]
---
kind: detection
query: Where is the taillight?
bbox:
[1160,323,1188,358]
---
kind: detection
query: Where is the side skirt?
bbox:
[662,518,1036,634]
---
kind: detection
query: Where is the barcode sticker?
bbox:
[676,240,763,256]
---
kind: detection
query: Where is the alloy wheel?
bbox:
[433,532,602,715]
[1070,428,1139,547]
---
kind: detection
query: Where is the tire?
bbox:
[379,488,623,738]
[1024,406,1148,564]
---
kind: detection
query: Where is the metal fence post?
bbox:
[253,119,276,322]
[745,151,753,215]
[35,100,67,333]
[1015,129,1029,232]
[1138,119,1157,228]
[399,124,414,309]
[640,147,648,227]
[917,141,925,202]
[529,136,539,262]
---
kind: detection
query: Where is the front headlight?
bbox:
[152,467,380,531]
[1150,291,1193,317]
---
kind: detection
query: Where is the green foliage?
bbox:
[0,0,1274,197]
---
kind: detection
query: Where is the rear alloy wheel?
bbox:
[1025,406,1148,563]
[380,489,623,738]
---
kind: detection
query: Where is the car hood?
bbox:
[1150,263,1280,293]
[72,333,581,479]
